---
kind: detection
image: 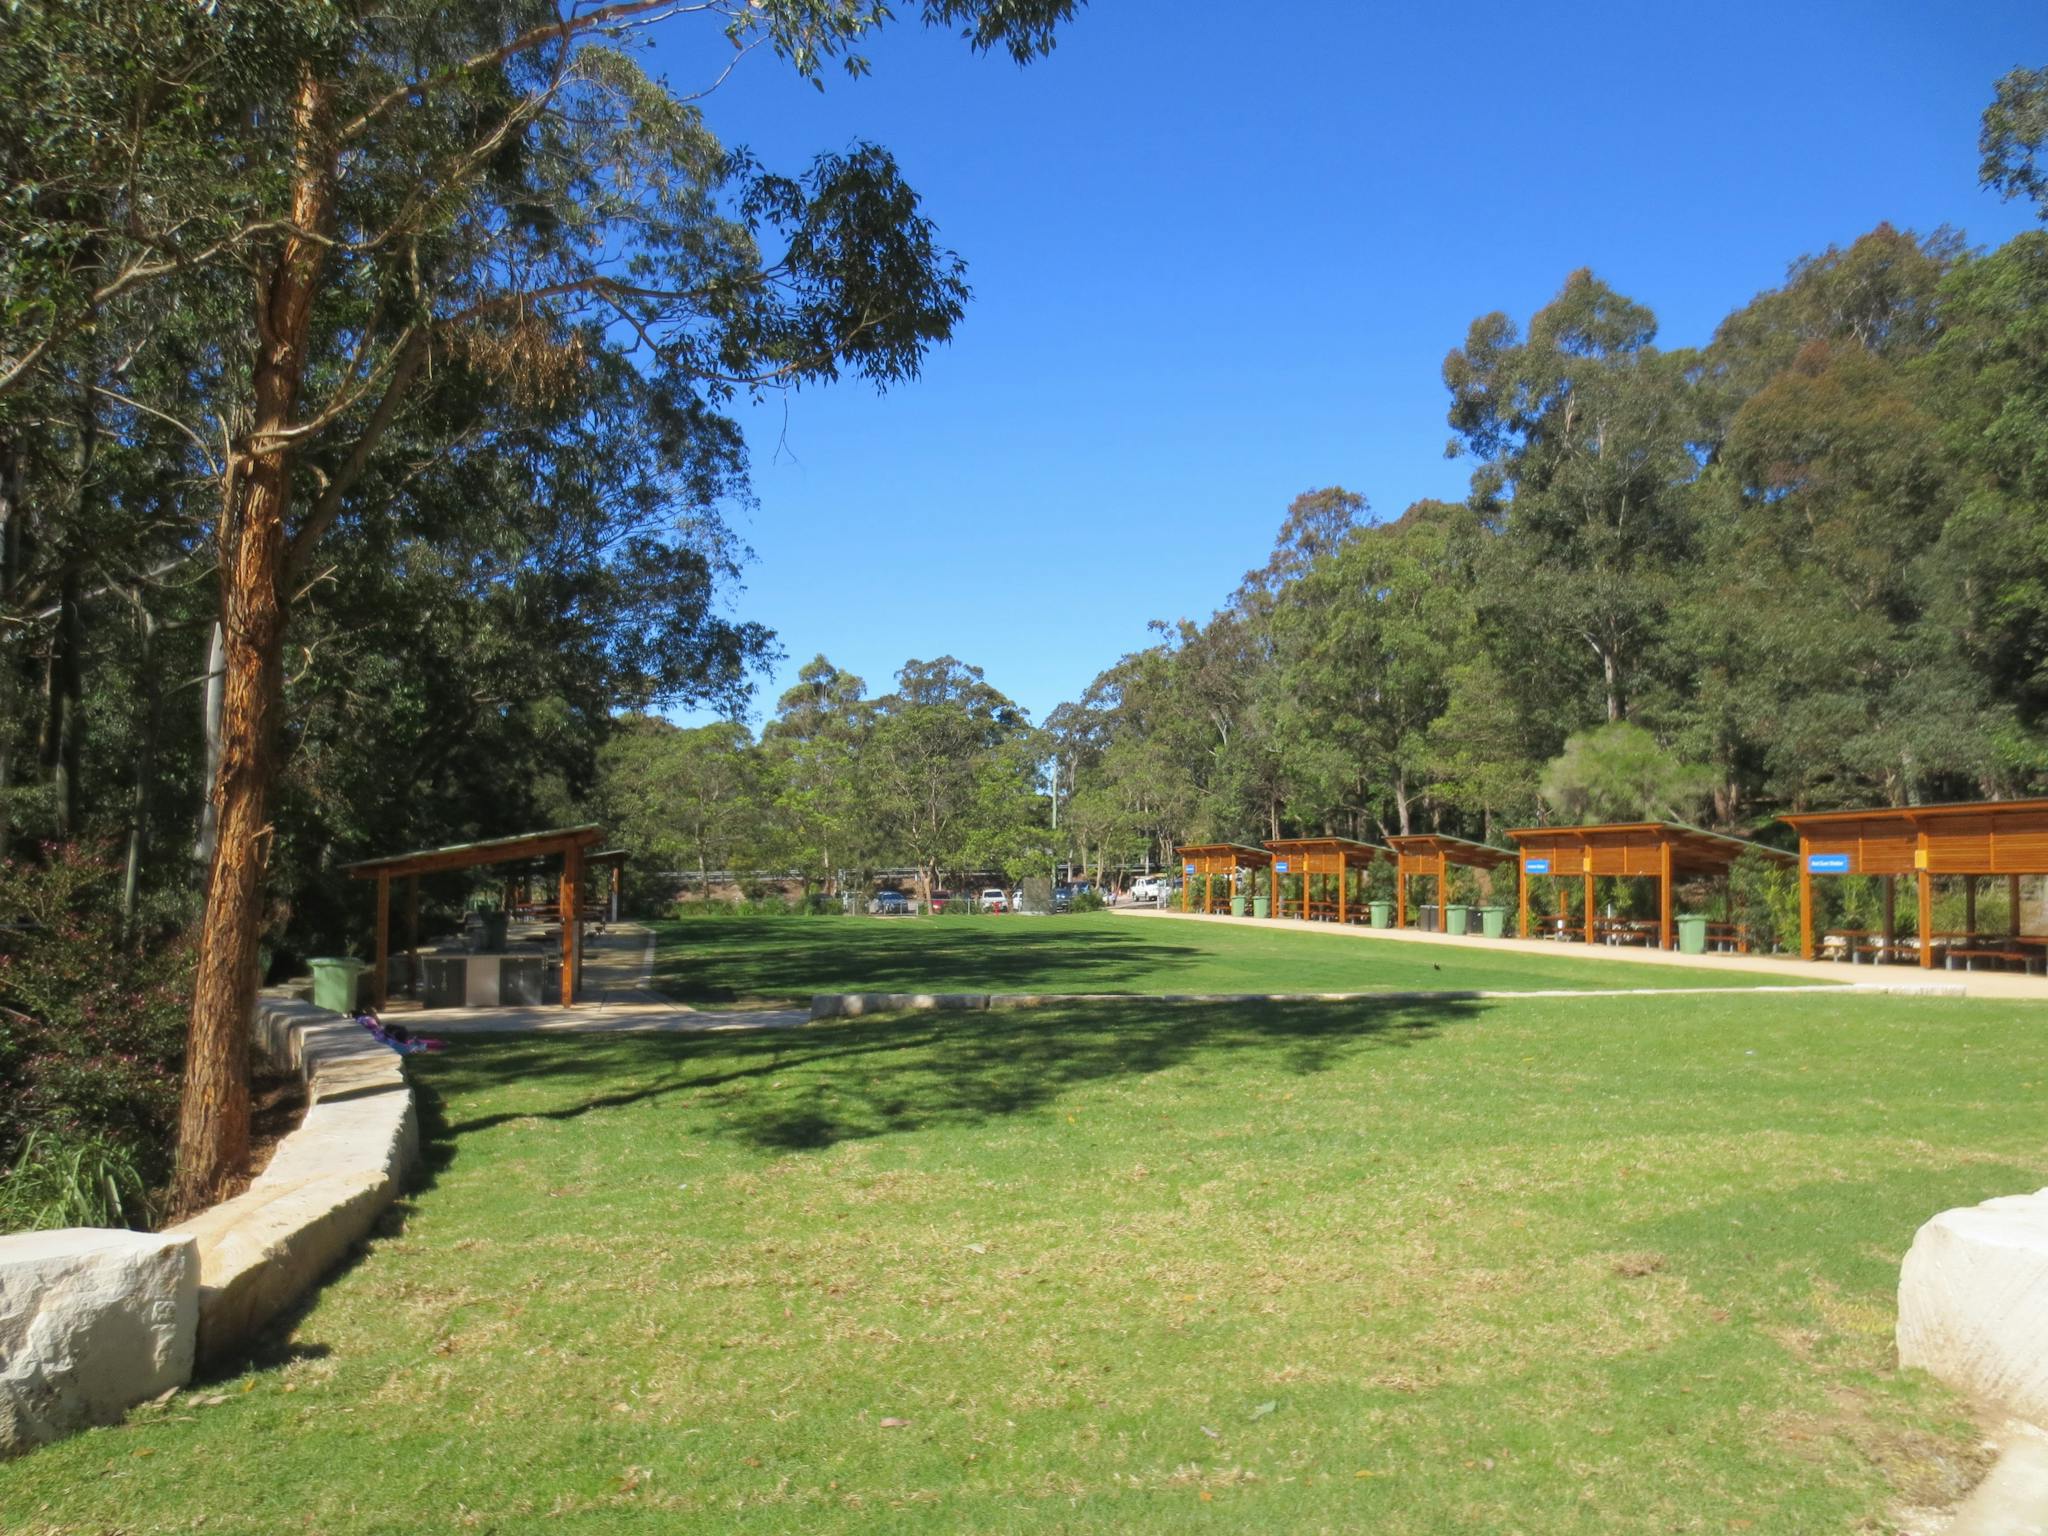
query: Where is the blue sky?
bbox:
[657,0,2047,729]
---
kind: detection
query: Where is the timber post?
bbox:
[1658,839,1674,951]
[374,871,390,1010]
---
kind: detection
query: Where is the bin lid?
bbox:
[309,956,368,969]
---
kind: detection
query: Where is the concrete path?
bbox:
[418,925,807,1035]
[1111,904,2048,1001]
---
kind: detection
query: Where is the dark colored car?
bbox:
[1052,884,1074,912]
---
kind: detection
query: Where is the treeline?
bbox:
[594,657,1048,908]
[1046,95,2048,870]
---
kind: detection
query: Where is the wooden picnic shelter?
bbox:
[1778,799,2048,969]
[1506,821,1791,950]
[1262,837,1389,924]
[1175,843,1273,913]
[1385,833,1515,933]
[345,824,606,1008]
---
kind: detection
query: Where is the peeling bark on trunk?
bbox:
[173,69,333,1216]
[192,619,225,885]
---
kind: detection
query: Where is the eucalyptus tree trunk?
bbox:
[173,69,334,1214]
[42,376,95,837]
[42,564,84,836]
[0,438,21,855]
[120,599,161,936]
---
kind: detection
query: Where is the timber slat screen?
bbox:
[1384,833,1515,933]
[1261,837,1389,924]
[1779,798,2048,971]
[1506,821,1790,951]
[344,824,607,1008]
[1174,843,1274,913]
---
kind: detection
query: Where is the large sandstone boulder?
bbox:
[0,1228,197,1456]
[1897,1188,2048,1427]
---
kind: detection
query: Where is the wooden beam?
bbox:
[2012,874,2023,939]
[1518,864,1529,938]
[1396,855,1408,929]
[406,874,419,998]
[1799,836,1814,961]
[1658,837,1674,951]
[1438,850,1450,933]
[374,871,390,1010]
[1583,869,1596,946]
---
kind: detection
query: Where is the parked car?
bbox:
[1052,884,1074,912]
[867,890,913,916]
[979,887,1009,913]
[929,890,954,913]
[1129,875,1164,905]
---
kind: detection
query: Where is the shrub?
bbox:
[1729,847,1801,953]
[1070,889,1107,913]
[0,844,194,1231]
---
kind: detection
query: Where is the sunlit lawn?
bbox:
[649,911,1802,1006]
[7,986,2043,1534]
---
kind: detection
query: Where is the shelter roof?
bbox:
[1263,836,1390,860]
[343,824,605,880]
[1176,842,1274,863]
[1777,798,2048,828]
[1385,833,1516,868]
[1505,820,1791,875]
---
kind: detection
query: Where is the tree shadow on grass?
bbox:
[648,919,1224,1004]
[415,994,1485,1159]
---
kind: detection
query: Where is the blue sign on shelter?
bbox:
[1524,858,1551,874]
[1806,853,1851,874]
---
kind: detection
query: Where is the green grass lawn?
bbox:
[649,911,1803,1006]
[8,984,2044,1534]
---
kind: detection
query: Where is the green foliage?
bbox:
[1068,888,1106,913]
[1981,65,2048,217]
[1539,722,1716,825]
[1728,847,1802,954]
[0,846,192,1227]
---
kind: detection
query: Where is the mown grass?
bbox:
[7,987,2044,1534]
[649,911,1801,1006]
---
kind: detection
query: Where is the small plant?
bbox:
[0,1128,153,1231]
[1070,890,1107,913]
